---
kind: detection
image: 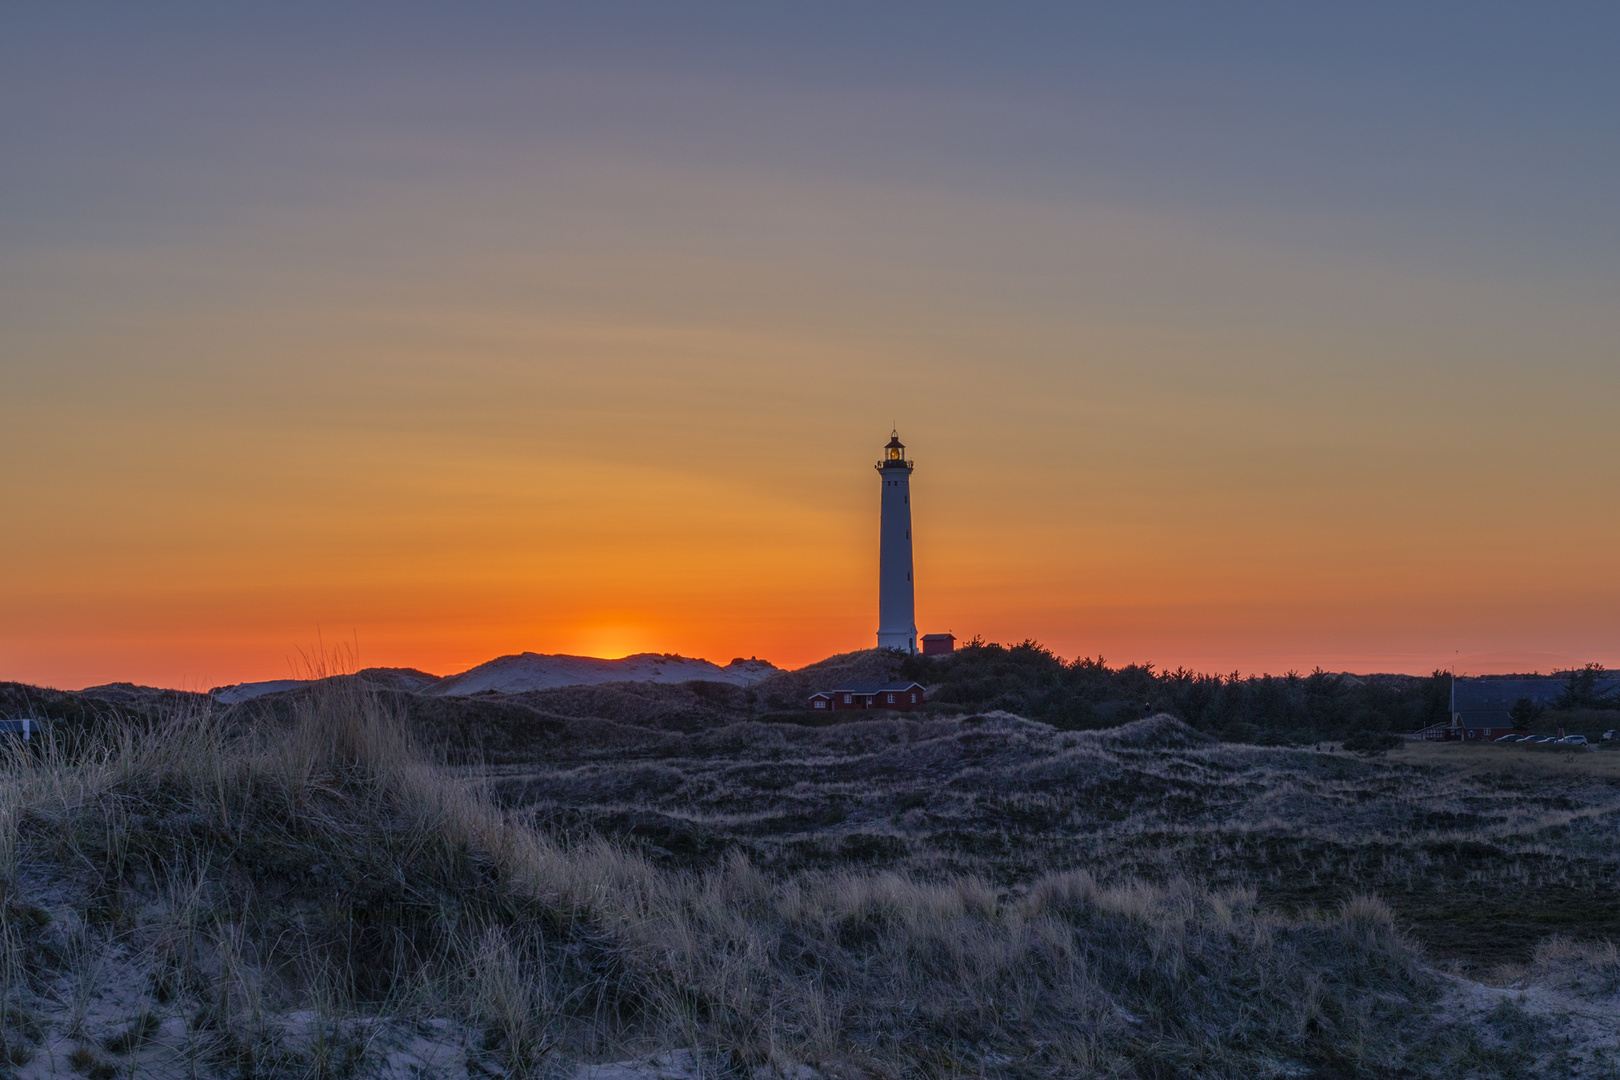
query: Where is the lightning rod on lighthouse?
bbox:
[875,431,917,653]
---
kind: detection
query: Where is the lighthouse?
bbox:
[875,431,917,653]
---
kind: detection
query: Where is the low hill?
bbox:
[429,652,776,695]
[211,667,441,703]
[0,679,207,725]
[207,654,778,703]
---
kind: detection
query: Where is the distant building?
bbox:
[1450,676,1618,727]
[1415,674,1620,742]
[921,633,955,656]
[809,681,926,712]
[1410,722,1531,743]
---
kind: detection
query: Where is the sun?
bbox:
[567,624,662,660]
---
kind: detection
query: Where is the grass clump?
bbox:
[102,1011,160,1054]
[67,1045,117,1078]
[1526,935,1620,998]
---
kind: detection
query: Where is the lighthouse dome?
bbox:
[879,430,913,470]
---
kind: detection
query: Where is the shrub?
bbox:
[1509,697,1544,726]
[1343,729,1405,755]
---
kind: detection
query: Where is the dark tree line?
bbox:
[902,642,1620,744]
[1557,663,1620,710]
[899,639,1450,744]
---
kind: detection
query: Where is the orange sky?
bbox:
[3,9,1618,689]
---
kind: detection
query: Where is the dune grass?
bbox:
[0,684,1569,1078]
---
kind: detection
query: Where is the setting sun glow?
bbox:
[3,8,1617,689]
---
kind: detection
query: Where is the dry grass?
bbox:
[1402,738,1620,778]
[492,711,1620,971]
[1523,936,1620,999]
[0,689,1605,1078]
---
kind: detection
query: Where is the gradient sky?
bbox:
[3,3,1618,689]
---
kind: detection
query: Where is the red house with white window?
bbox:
[809,681,926,712]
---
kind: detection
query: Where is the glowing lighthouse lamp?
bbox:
[875,431,918,653]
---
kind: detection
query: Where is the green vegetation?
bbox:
[1509,697,1545,727]
[899,639,1451,743]
[1557,663,1620,710]
[901,641,1620,744]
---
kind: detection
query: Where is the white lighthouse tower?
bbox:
[875,431,917,653]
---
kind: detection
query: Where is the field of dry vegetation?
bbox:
[2,668,1618,1079]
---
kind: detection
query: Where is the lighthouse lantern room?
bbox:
[875,431,917,653]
